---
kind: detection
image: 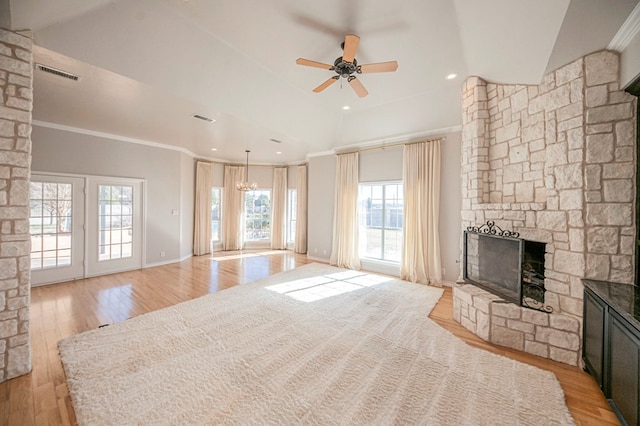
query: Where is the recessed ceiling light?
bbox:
[210,148,217,151]
[276,151,282,155]
[342,105,350,110]
[446,73,457,80]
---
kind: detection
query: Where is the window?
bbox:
[98,185,133,261]
[29,182,73,269]
[358,183,403,262]
[287,189,297,243]
[245,190,271,241]
[211,187,221,242]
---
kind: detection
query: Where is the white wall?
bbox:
[287,165,297,188]
[31,125,189,266]
[359,146,403,182]
[439,132,462,283]
[180,153,194,260]
[212,162,224,187]
[306,131,462,284]
[307,154,337,260]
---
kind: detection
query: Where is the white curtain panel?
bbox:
[271,167,287,249]
[401,140,442,285]
[222,165,245,251]
[294,165,308,254]
[193,161,212,256]
[329,152,360,270]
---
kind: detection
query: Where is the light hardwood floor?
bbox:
[0,251,618,425]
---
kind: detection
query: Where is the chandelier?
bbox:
[236,149,257,191]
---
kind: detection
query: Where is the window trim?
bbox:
[287,188,297,244]
[358,181,403,263]
[211,187,222,243]
[244,189,272,242]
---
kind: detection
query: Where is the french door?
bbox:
[30,174,144,285]
[30,175,85,286]
[86,177,143,277]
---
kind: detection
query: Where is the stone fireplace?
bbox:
[454,50,637,366]
[463,225,547,310]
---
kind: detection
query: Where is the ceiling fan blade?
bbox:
[358,61,399,73]
[342,34,360,63]
[313,76,339,93]
[348,76,368,98]
[296,58,334,70]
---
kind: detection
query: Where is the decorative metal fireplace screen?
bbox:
[463,221,551,312]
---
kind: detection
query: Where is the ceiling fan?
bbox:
[296,34,398,98]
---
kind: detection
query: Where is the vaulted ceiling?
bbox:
[5,0,639,164]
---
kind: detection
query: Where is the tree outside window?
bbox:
[245,190,271,241]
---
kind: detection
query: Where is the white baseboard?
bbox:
[306,255,330,263]
[144,257,184,268]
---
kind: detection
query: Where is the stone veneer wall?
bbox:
[0,28,33,382]
[457,50,637,365]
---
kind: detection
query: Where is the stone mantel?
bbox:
[458,50,637,365]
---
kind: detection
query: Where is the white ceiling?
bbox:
[6,0,639,164]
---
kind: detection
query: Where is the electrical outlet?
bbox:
[314,248,318,253]
[442,268,446,276]
[160,251,166,257]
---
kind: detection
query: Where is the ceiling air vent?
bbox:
[192,114,215,123]
[269,138,282,144]
[35,63,80,81]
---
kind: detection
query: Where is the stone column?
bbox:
[0,28,33,382]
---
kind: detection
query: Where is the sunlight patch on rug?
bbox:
[266,269,392,302]
[59,263,574,425]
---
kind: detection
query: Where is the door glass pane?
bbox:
[30,182,74,270]
[98,184,134,261]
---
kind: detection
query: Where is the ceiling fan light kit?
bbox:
[296,34,398,98]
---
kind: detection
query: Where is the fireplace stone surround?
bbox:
[454,50,637,366]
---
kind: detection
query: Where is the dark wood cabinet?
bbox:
[583,289,605,387]
[609,310,640,426]
[583,283,640,426]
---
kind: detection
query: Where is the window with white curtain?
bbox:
[211,187,221,242]
[287,189,297,243]
[358,183,403,262]
[245,190,271,241]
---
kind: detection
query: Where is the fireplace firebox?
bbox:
[463,221,550,312]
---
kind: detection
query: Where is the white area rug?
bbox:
[59,263,574,425]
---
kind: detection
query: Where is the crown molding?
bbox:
[32,120,199,157]
[334,125,461,153]
[305,125,462,159]
[32,120,308,166]
[608,2,640,52]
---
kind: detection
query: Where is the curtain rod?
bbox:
[194,159,308,167]
[335,137,445,156]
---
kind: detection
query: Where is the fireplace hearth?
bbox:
[463,221,550,312]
